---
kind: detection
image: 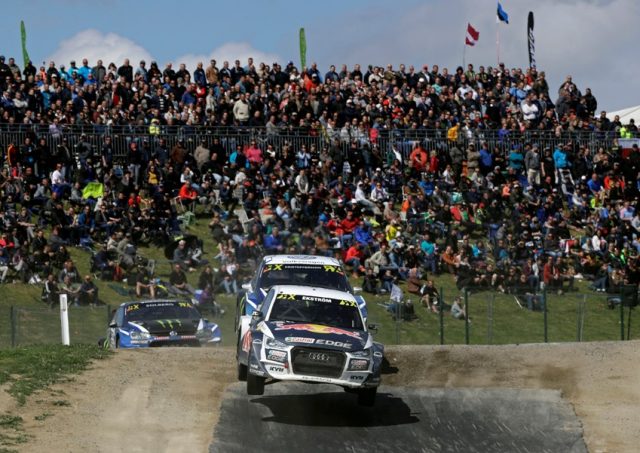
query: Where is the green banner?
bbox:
[299,28,307,70]
[20,20,30,69]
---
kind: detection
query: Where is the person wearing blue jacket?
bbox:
[553,146,570,169]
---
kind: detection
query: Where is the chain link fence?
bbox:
[378,289,637,346]
[4,305,111,348]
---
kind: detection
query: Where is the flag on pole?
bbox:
[497,2,509,24]
[465,23,480,46]
[527,12,536,68]
[20,20,30,69]
[299,28,307,69]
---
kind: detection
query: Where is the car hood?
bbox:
[127,318,199,335]
[265,321,369,351]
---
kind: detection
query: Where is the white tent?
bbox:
[606,105,640,125]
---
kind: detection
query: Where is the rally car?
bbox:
[105,299,221,348]
[235,255,367,355]
[237,285,384,406]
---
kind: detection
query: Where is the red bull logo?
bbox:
[275,323,362,339]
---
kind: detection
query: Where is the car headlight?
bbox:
[130,331,151,340]
[265,337,288,349]
[348,358,370,371]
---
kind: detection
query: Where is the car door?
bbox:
[107,307,124,348]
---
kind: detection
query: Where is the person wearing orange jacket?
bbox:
[178,181,198,211]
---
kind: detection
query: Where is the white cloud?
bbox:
[174,42,281,70]
[47,30,281,75]
[47,29,153,68]
[305,0,640,111]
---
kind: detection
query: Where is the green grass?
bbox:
[0,344,110,405]
[0,213,638,349]
[0,414,28,453]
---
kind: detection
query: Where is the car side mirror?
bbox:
[109,322,118,328]
[242,282,251,291]
[251,310,264,321]
[368,324,378,332]
[352,286,362,294]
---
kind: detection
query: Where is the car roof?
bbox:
[269,285,357,302]
[119,299,190,308]
[262,254,341,266]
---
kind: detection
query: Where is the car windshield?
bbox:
[125,302,201,322]
[258,264,351,292]
[268,293,363,330]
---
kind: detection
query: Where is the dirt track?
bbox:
[6,342,640,453]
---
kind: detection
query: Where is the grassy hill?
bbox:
[0,215,636,348]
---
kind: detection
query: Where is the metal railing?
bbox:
[0,124,620,164]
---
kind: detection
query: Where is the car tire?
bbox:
[115,336,120,349]
[247,372,265,395]
[357,387,377,407]
[237,362,248,381]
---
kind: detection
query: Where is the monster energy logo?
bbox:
[156,319,183,329]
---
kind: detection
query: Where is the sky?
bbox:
[2,0,638,112]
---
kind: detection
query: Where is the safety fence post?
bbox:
[10,306,17,348]
[487,294,494,345]
[439,288,444,345]
[620,289,625,341]
[464,289,470,345]
[543,287,548,343]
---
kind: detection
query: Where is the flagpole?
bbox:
[496,19,500,66]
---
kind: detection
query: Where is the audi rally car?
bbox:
[237,285,384,406]
[105,300,221,348]
[236,255,367,350]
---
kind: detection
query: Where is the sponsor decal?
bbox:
[339,300,357,308]
[350,375,365,381]
[267,350,288,361]
[275,323,362,340]
[285,336,315,344]
[268,366,285,373]
[126,304,140,313]
[285,255,317,260]
[250,362,259,370]
[242,331,252,352]
[276,293,296,300]
[264,264,284,272]
[315,339,352,349]
[301,296,332,303]
[322,265,344,275]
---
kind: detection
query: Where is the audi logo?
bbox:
[308,353,330,362]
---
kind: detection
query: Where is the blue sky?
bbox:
[2,0,638,112]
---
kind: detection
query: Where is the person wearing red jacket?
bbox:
[338,210,359,247]
[345,242,365,277]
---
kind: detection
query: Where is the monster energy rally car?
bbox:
[105,300,221,348]
[237,285,384,406]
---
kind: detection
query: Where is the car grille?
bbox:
[149,337,200,347]
[291,347,346,378]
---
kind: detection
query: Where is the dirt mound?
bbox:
[6,342,639,453]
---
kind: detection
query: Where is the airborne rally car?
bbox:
[237,285,384,406]
[106,300,221,348]
[235,255,368,351]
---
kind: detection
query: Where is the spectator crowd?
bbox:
[1,54,640,311]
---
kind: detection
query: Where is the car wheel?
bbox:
[115,335,120,349]
[357,387,377,407]
[247,372,265,395]
[237,362,248,381]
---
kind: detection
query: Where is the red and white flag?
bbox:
[465,23,479,46]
